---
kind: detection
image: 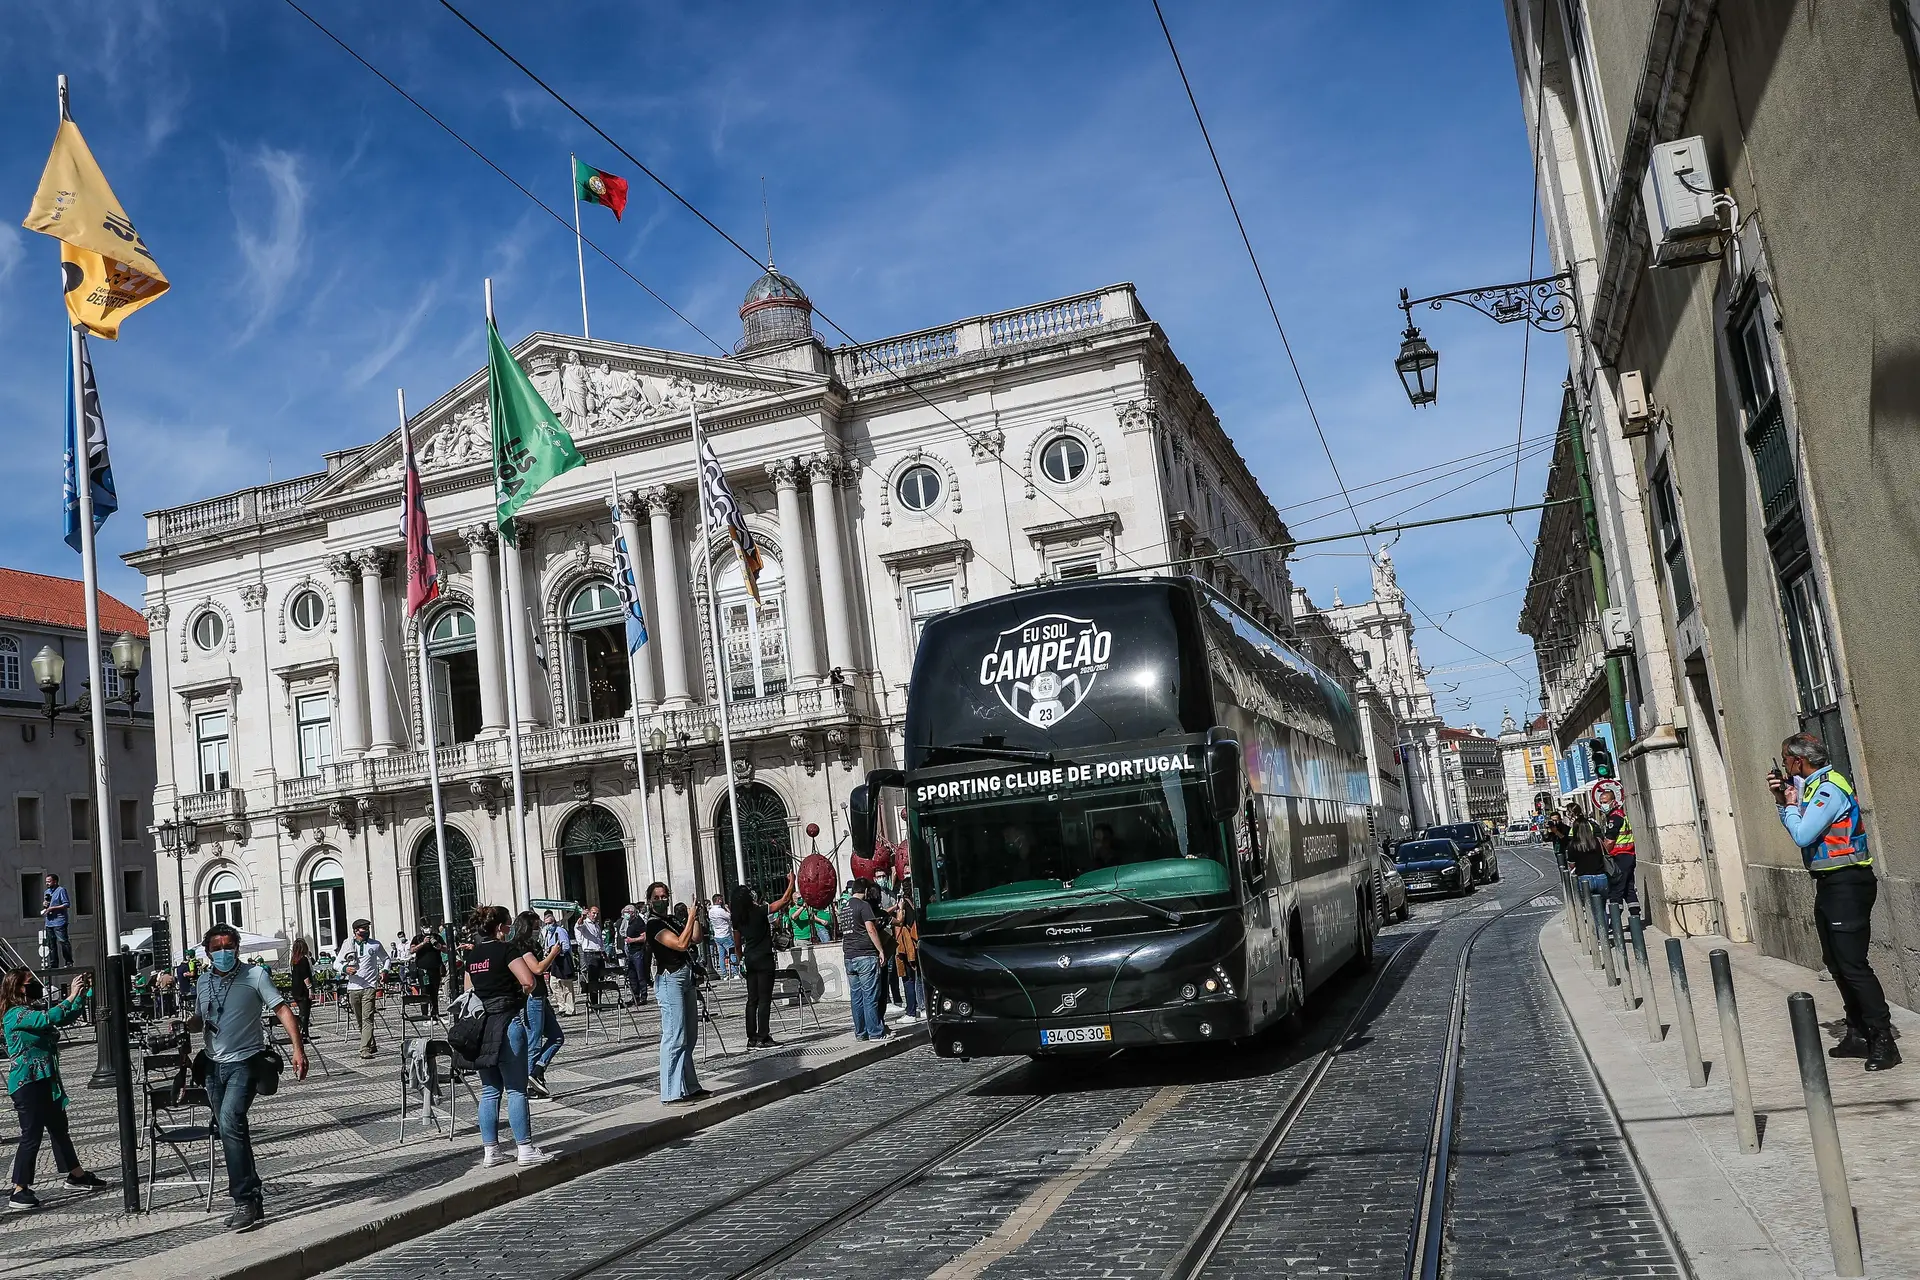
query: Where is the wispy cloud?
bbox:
[229,144,310,343]
[346,281,442,389]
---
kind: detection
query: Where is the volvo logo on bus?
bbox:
[978,613,1113,729]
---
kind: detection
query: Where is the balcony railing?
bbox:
[180,789,245,821]
[833,286,1133,387]
[157,474,325,541]
[273,684,860,808]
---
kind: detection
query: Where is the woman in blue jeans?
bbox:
[463,906,556,1167]
[511,911,565,1098]
[642,883,708,1104]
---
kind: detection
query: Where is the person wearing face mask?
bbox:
[335,919,389,1060]
[1,968,101,1211]
[188,924,308,1232]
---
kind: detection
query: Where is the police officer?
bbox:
[1770,732,1899,1071]
[1602,802,1638,914]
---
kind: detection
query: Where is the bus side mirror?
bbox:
[850,769,906,857]
[1206,737,1242,820]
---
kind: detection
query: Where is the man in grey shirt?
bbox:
[187,924,307,1232]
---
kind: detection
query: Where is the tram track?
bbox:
[1162,850,1551,1280]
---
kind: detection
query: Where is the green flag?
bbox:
[489,318,583,543]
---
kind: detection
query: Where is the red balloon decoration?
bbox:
[797,852,837,909]
[805,822,820,838]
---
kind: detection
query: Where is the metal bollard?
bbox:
[1629,912,1661,1042]
[1588,888,1609,971]
[1615,906,1637,1010]
[1788,992,1866,1277]
[1709,949,1760,1154]
[1666,938,1707,1087]
[1599,898,1621,987]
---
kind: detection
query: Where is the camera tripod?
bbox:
[692,964,731,1060]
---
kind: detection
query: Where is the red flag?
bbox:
[400,419,439,617]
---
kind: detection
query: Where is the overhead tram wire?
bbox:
[1275,429,1557,518]
[280,0,1031,593]
[433,0,1162,581]
[1154,0,1544,713]
[1149,0,1372,556]
[281,0,727,356]
[1285,434,1558,535]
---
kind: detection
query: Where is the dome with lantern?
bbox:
[736,264,814,355]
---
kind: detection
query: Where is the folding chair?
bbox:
[576,974,642,1043]
[141,1048,218,1211]
[267,1007,330,1080]
[398,1035,476,1142]
[770,966,824,1036]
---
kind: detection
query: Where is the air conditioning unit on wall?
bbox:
[1641,136,1726,268]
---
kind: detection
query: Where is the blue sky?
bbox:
[0,1,1562,730]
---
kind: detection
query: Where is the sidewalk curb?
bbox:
[1537,918,1797,1280]
[101,1029,927,1280]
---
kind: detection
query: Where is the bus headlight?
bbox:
[957,1002,971,1017]
[1210,964,1237,998]
[940,996,955,1013]
[1181,983,1197,1001]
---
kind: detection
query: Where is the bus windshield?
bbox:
[911,767,1229,921]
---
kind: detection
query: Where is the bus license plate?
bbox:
[1040,1025,1112,1047]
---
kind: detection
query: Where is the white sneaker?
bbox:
[516,1145,557,1166]
[480,1146,508,1169]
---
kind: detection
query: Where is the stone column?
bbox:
[355,548,398,753]
[767,459,823,684]
[644,488,692,707]
[807,454,857,674]
[615,491,662,709]
[462,525,508,735]
[501,520,544,728]
[327,552,369,758]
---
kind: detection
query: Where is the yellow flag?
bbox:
[23,118,169,338]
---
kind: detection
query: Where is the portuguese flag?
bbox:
[573,157,629,221]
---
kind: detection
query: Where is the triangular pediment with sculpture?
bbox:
[304,333,829,507]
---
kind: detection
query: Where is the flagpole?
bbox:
[571,154,590,340]
[690,403,750,890]
[488,278,535,910]
[611,473,659,888]
[58,72,140,1212]
[402,390,458,940]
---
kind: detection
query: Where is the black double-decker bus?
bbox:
[849,576,1373,1058]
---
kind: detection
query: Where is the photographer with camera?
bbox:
[187,923,308,1232]
[644,881,707,1104]
[335,920,388,1060]
[2,967,102,1210]
[510,912,566,1098]
[38,876,71,970]
[620,902,650,1006]
[733,873,795,1048]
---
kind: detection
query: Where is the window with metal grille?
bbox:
[1651,466,1695,619]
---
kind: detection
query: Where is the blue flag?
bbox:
[607,497,649,653]
[63,329,117,552]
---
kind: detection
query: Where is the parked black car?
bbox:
[1393,837,1476,898]
[1422,822,1499,883]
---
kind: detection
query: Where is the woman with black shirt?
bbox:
[509,911,565,1098]
[288,938,315,1041]
[733,872,795,1049]
[463,905,553,1168]
[409,932,446,1017]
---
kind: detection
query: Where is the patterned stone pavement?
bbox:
[0,979,846,1279]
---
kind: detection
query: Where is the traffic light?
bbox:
[1589,737,1615,780]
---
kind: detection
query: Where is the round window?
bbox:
[192,611,225,651]
[1041,435,1088,485]
[896,464,943,513]
[288,589,325,632]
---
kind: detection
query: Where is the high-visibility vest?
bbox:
[1805,768,1872,872]
[1607,809,1635,857]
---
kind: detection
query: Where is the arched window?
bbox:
[714,782,792,906]
[716,553,788,701]
[566,581,631,723]
[412,826,478,928]
[208,870,244,930]
[308,857,346,950]
[559,805,631,911]
[424,607,482,745]
[0,636,18,691]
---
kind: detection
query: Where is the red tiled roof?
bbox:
[0,568,146,636]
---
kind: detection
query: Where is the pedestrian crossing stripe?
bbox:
[1528,894,1560,908]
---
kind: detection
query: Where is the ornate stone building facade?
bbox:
[1496,710,1557,824]
[130,276,1299,950]
[1313,549,1453,832]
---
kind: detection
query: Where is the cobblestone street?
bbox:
[313,848,1679,1279]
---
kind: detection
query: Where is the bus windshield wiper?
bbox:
[1065,884,1184,926]
[951,903,1074,944]
[918,740,1054,764]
